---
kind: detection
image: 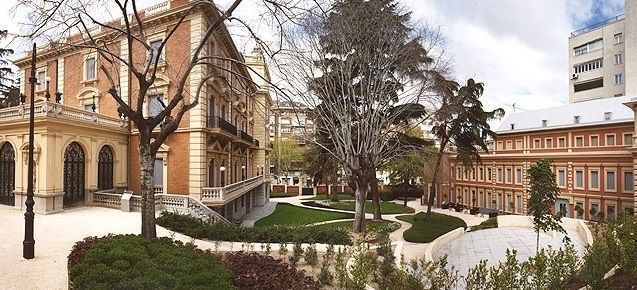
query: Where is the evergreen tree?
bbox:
[0,29,17,106]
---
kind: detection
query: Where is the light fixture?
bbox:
[45,76,51,101]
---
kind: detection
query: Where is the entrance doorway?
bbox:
[63,142,85,207]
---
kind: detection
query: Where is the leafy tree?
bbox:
[426,77,504,215]
[0,29,16,105]
[272,138,304,184]
[282,0,441,231]
[527,158,567,253]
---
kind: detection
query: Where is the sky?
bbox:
[0,0,627,129]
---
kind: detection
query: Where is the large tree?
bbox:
[272,138,304,184]
[0,29,16,105]
[18,0,307,238]
[426,77,504,216]
[278,0,444,232]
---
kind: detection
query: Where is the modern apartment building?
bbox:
[568,0,637,103]
[269,100,314,185]
[439,96,637,221]
[2,0,272,222]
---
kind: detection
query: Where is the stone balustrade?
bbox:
[0,101,127,130]
[201,176,264,204]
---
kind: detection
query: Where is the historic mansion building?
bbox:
[0,0,272,222]
[440,96,637,220]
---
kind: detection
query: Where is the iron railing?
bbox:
[240,130,253,143]
[571,14,625,37]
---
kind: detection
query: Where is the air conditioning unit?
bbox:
[571,73,578,80]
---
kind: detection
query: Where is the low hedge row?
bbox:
[270,191,296,198]
[157,211,352,245]
[68,234,236,290]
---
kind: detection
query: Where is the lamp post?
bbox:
[23,43,37,259]
[91,94,96,112]
[220,161,226,187]
[55,92,62,104]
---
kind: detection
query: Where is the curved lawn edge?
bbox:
[396,212,467,243]
[254,202,354,226]
[300,200,414,215]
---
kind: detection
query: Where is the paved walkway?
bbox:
[241,201,278,227]
[434,227,587,278]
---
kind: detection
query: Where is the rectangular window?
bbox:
[615,53,623,64]
[534,139,541,148]
[506,141,512,150]
[515,140,523,149]
[615,33,623,44]
[606,134,615,146]
[516,196,522,213]
[590,135,599,146]
[574,39,603,56]
[479,167,484,181]
[487,168,492,181]
[624,133,633,145]
[148,94,164,117]
[497,168,503,183]
[574,78,603,92]
[558,169,566,187]
[37,71,45,90]
[575,136,584,147]
[545,138,553,148]
[85,57,96,80]
[624,171,634,191]
[590,170,599,189]
[497,141,503,151]
[506,168,512,183]
[615,73,624,85]
[558,137,566,148]
[575,170,584,189]
[516,168,522,184]
[149,39,164,64]
[576,202,584,219]
[573,58,603,73]
[606,171,616,190]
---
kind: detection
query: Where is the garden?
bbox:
[396,212,467,243]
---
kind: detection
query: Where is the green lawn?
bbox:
[322,200,414,214]
[396,212,467,243]
[254,203,354,227]
[304,194,355,201]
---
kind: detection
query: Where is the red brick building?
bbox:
[440,96,637,220]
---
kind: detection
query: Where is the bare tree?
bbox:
[14,0,308,238]
[274,0,447,232]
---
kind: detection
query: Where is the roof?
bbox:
[497,96,635,134]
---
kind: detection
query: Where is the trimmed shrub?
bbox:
[271,191,294,198]
[67,235,113,270]
[224,252,321,290]
[157,211,352,245]
[470,217,498,231]
[69,234,235,290]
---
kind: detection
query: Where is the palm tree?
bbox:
[426,77,505,216]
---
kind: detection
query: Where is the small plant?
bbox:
[289,242,304,266]
[325,243,335,263]
[575,205,584,219]
[318,262,334,285]
[264,243,272,256]
[348,244,375,290]
[278,242,288,259]
[335,247,347,288]
[214,240,221,252]
[305,244,318,267]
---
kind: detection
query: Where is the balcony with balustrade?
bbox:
[200,175,265,205]
[0,101,129,133]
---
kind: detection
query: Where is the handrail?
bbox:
[201,176,264,203]
[571,14,625,37]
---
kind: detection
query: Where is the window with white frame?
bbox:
[615,53,623,64]
[575,169,584,189]
[624,133,633,145]
[575,136,584,147]
[515,140,523,149]
[615,73,624,85]
[506,168,512,183]
[606,134,615,146]
[497,168,503,183]
[148,94,164,118]
[515,168,522,184]
[37,71,45,91]
[574,39,603,56]
[545,138,553,148]
[557,169,566,187]
[558,137,566,148]
[149,39,164,64]
[615,33,623,44]
[590,170,600,189]
[478,167,484,181]
[534,139,541,148]
[487,168,492,181]
[573,58,603,73]
[624,171,634,191]
[590,135,599,146]
[85,56,96,80]
[506,141,512,150]
[606,170,616,191]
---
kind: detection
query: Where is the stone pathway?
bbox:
[434,227,587,278]
[241,200,278,227]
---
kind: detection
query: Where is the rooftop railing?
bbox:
[0,101,127,129]
[571,14,625,37]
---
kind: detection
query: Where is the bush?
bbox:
[67,235,113,270]
[157,211,352,245]
[69,234,236,290]
[223,252,321,290]
[271,191,294,198]
[379,189,394,201]
[390,185,423,199]
[470,217,498,231]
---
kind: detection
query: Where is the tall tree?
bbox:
[279,0,443,232]
[426,77,504,216]
[0,29,16,102]
[527,158,567,253]
[18,0,308,238]
[272,138,304,184]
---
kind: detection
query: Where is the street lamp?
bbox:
[44,76,51,101]
[91,94,96,112]
[23,43,37,259]
[220,161,226,187]
[55,92,62,104]
[241,165,246,180]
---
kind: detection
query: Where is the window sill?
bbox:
[82,79,99,86]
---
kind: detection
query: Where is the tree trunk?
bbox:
[536,230,540,254]
[139,141,157,239]
[370,171,382,221]
[426,145,446,217]
[352,177,368,233]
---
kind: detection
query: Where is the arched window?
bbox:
[64,142,85,206]
[0,142,15,206]
[98,145,114,190]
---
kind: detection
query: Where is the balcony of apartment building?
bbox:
[205,115,260,148]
